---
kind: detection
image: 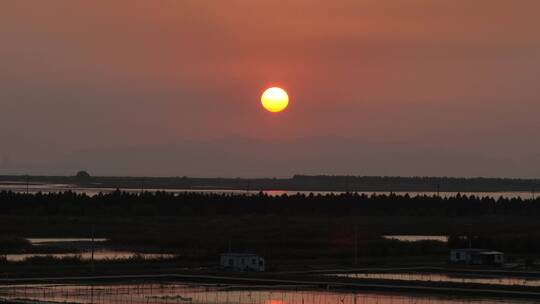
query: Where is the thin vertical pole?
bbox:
[468,230,472,249]
[354,225,358,265]
[91,223,95,273]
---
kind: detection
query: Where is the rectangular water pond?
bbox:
[329,272,540,287]
[1,283,538,304]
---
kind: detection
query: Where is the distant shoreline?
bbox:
[0,174,539,193]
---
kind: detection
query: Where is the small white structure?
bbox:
[220,253,265,272]
[450,249,504,265]
[471,251,504,265]
[450,249,483,263]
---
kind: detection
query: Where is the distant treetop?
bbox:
[75,171,91,179]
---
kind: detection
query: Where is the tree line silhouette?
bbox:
[1,190,540,217]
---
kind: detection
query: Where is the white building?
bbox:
[220,253,265,272]
[450,249,504,265]
[450,249,483,263]
[471,251,504,265]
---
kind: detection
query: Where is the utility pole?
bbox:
[26,175,29,194]
[354,224,358,265]
[91,223,95,274]
[466,224,473,249]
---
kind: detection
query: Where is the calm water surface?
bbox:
[5,238,154,262]
[0,183,535,199]
[27,238,109,245]
[5,250,176,262]
[330,272,540,287]
[383,235,449,242]
[1,283,538,304]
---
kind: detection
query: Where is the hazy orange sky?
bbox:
[1,1,540,177]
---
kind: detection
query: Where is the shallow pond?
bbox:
[27,238,109,245]
[0,283,537,304]
[382,235,448,242]
[4,250,176,262]
[330,272,540,287]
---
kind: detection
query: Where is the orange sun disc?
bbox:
[261,87,289,113]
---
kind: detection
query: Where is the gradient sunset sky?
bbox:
[1,1,540,177]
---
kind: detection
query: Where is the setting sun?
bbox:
[261,87,289,113]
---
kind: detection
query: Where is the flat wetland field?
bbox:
[2,215,540,258]
[3,189,540,300]
[2,214,540,272]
